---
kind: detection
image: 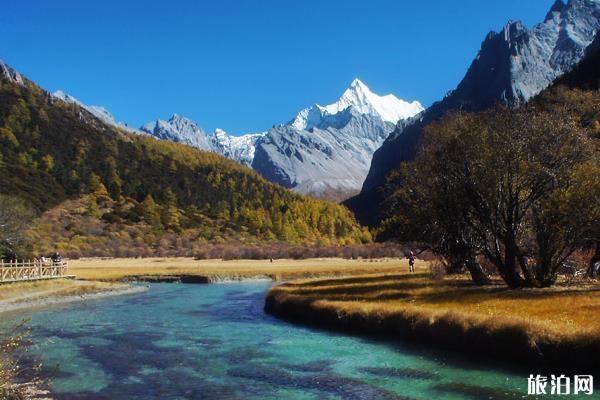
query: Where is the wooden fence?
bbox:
[0,259,70,283]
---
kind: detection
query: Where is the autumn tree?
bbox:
[382,105,600,287]
[0,195,35,259]
[379,118,490,285]
[141,195,162,231]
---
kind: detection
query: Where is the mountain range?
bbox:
[348,0,600,224]
[8,0,597,215]
[138,115,264,167]
[0,60,367,256]
[56,79,422,200]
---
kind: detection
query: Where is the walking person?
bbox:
[408,251,416,273]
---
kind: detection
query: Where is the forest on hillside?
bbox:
[0,78,370,258]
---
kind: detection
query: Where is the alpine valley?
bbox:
[2,1,600,398]
[0,61,370,257]
[57,79,423,201]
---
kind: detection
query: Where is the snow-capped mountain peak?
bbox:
[290,79,423,130]
[327,78,424,123]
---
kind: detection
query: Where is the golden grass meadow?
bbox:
[268,272,600,337]
[67,257,412,281]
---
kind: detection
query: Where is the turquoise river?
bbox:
[3,282,551,399]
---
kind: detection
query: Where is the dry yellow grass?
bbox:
[0,279,126,303]
[268,272,600,342]
[68,257,421,281]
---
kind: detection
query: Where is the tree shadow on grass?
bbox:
[291,281,432,297]
[288,273,428,288]
[285,274,600,305]
[415,285,600,304]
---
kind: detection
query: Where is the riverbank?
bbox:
[69,257,417,282]
[0,279,147,398]
[4,280,534,399]
[0,257,415,313]
[0,279,146,315]
[265,273,600,371]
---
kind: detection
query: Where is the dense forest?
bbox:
[0,77,370,258]
[378,50,600,287]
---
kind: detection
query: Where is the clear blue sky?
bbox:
[0,0,553,134]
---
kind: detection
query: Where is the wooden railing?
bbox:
[0,259,69,283]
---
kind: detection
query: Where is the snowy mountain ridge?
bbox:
[54,79,421,199]
[251,79,423,199]
[140,114,265,167]
[290,78,423,130]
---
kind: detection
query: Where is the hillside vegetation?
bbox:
[376,47,600,288]
[0,77,369,258]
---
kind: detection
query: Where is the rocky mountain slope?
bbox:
[139,115,264,167]
[0,61,23,84]
[252,79,422,200]
[553,30,600,90]
[140,114,216,152]
[138,79,422,200]
[349,0,600,224]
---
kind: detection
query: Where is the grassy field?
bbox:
[68,257,418,281]
[266,272,600,369]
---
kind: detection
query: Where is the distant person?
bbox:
[408,251,416,273]
[270,258,273,263]
[51,252,62,263]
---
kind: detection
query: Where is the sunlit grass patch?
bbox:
[266,273,600,368]
[68,257,422,282]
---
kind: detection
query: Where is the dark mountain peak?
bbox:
[545,0,566,21]
[501,20,527,40]
[482,20,527,45]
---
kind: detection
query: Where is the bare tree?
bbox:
[0,195,35,259]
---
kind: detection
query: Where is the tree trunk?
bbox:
[465,257,491,285]
[501,241,525,288]
[588,242,600,279]
[446,257,466,274]
[518,255,539,287]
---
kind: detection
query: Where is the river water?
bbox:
[7,282,535,399]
